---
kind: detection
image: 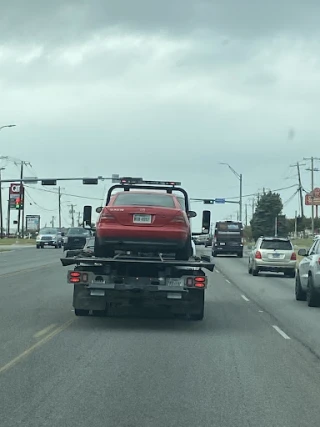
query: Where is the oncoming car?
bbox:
[94,180,196,260]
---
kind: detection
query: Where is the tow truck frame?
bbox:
[61,252,214,321]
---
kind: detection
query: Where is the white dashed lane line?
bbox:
[225,279,231,284]
[241,294,250,302]
[272,325,291,340]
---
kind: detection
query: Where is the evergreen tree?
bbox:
[250,191,286,241]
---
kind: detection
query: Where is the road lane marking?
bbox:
[215,269,220,274]
[0,262,60,278]
[34,324,57,339]
[225,279,231,284]
[259,310,264,313]
[241,295,250,302]
[0,319,74,375]
[272,325,291,340]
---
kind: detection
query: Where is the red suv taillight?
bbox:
[170,214,186,224]
[291,252,297,260]
[255,251,262,259]
[100,209,115,222]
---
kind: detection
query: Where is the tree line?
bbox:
[244,191,320,241]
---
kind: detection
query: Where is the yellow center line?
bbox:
[0,319,75,376]
[34,324,57,339]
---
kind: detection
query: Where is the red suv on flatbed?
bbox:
[94,179,196,260]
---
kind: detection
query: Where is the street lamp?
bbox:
[219,162,243,222]
[0,125,16,131]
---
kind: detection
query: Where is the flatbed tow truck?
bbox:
[60,177,215,320]
[61,252,214,320]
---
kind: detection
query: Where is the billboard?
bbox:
[9,183,24,210]
[26,215,40,232]
[305,188,320,206]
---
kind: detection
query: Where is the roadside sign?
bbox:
[26,215,40,232]
[214,198,226,204]
[9,183,24,210]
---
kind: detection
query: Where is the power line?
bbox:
[24,184,102,201]
[24,189,56,212]
[224,184,297,200]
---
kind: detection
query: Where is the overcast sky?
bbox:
[1,0,320,230]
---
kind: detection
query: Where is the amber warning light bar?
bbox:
[120,177,181,186]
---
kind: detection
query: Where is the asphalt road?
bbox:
[1,249,320,426]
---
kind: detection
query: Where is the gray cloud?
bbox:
[1,0,320,46]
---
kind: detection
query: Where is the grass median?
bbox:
[0,239,36,245]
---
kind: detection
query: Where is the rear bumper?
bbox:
[97,236,186,251]
[213,244,243,254]
[73,284,204,313]
[64,243,86,250]
[96,226,188,250]
[255,260,296,272]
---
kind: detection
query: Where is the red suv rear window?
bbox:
[113,193,176,208]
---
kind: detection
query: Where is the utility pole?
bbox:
[239,173,243,223]
[0,167,5,238]
[290,161,305,218]
[68,204,76,227]
[304,156,320,236]
[15,159,31,237]
[77,211,81,226]
[294,210,298,238]
[7,199,10,236]
[245,203,248,226]
[58,187,62,229]
[50,216,55,227]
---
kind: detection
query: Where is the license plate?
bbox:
[90,289,105,296]
[220,242,225,246]
[273,253,280,258]
[44,242,49,245]
[167,293,182,299]
[133,214,152,224]
[167,278,183,287]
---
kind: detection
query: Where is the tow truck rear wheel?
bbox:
[74,308,89,316]
[188,289,205,321]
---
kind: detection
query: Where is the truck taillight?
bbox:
[291,252,297,260]
[186,276,206,288]
[255,251,262,259]
[194,276,206,288]
[68,271,88,283]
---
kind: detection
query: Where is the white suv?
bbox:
[248,236,296,277]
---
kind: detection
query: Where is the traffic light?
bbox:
[15,197,23,209]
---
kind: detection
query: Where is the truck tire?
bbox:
[188,289,204,321]
[74,308,89,316]
[94,238,115,258]
[175,236,192,261]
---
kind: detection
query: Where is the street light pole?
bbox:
[219,162,243,222]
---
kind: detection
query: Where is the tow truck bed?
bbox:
[61,253,214,320]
